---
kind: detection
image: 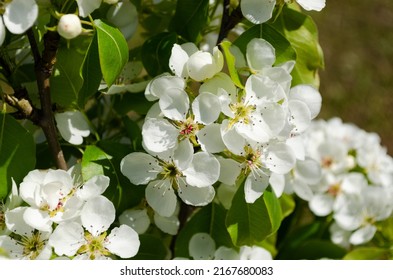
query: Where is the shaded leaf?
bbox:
[0,113,35,199]
[132,234,168,260]
[343,247,391,260]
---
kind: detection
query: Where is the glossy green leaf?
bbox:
[79,32,102,107]
[94,19,129,87]
[141,32,177,77]
[51,38,89,107]
[286,239,347,260]
[220,41,244,89]
[233,23,296,65]
[280,194,296,218]
[175,203,233,258]
[0,113,35,199]
[169,0,209,43]
[272,7,324,87]
[343,247,391,260]
[132,234,168,260]
[226,186,283,247]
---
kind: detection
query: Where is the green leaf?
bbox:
[233,23,296,65]
[289,239,347,260]
[79,32,102,107]
[343,247,391,260]
[169,0,209,43]
[271,7,324,87]
[113,92,154,116]
[141,32,177,77]
[122,116,143,152]
[132,234,168,260]
[0,113,35,199]
[220,41,244,89]
[280,194,296,218]
[51,37,89,107]
[94,19,129,87]
[175,203,233,258]
[226,186,283,247]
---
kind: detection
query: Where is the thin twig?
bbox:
[27,29,68,170]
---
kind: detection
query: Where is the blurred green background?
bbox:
[311,0,393,155]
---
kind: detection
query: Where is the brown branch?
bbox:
[3,88,41,124]
[27,29,68,170]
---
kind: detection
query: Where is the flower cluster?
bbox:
[120,38,322,220]
[300,118,393,246]
[0,168,140,260]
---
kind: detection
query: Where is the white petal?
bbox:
[153,213,179,235]
[120,152,161,185]
[265,143,296,174]
[119,209,150,234]
[239,246,272,260]
[78,175,110,200]
[217,157,242,185]
[0,235,23,259]
[292,179,313,201]
[289,100,311,134]
[22,207,52,232]
[246,38,275,71]
[309,194,334,216]
[169,44,190,79]
[76,0,101,17]
[290,85,322,119]
[199,72,237,96]
[145,75,185,101]
[221,121,246,155]
[105,225,140,258]
[142,118,179,153]
[197,123,226,153]
[159,87,190,121]
[19,170,46,206]
[5,207,35,235]
[189,233,215,260]
[49,222,85,257]
[214,246,239,260]
[295,158,322,185]
[3,0,38,34]
[341,173,368,194]
[244,171,269,203]
[241,0,276,24]
[178,184,215,206]
[146,180,177,217]
[296,0,326,11]
[259,102,287,135]
[192,92,221,125]
[349,225,377,245]
[269,173,285,197]
[55,111,90,145]
[286,136,305,160]
[173,139,193,170]
[5,178,22,210]
[81,196,116,236]
[187,50,222,81]
[183,152,220,187]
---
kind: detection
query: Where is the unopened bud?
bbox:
[57,14,82,40]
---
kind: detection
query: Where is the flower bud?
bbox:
[57,14,82,40]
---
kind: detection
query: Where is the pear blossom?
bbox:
[77,0,118,18]
[49,196,140,259]
[0,207,52,259]
[55,111,91,145]
[0,179,22,235]
[18,168,109,232]
[120,142,220,217]
[0,0,39,46]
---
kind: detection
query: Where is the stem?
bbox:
[27,29,67,170]
[216,0,243,45]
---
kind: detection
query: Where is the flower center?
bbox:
[0,0,12,15]
[161,162,181,181]
[77,232,110,260]
[19,231,47,260]
[228,102,256,128]
[241,145,263,174]
[327,183,341,197]
[178,117,198,140]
